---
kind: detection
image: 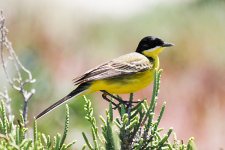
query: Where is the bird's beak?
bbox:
[162,42,174,47]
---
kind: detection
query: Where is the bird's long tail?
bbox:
[35,83,90,119]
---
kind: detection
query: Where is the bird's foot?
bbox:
[100,91,139,110]
[101,92,120,109]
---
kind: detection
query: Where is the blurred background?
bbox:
[1,0,225,149]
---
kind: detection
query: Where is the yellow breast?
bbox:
[89,70,154,94]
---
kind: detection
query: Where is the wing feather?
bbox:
[73,52,153,85]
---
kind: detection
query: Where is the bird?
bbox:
[35,36,173,119]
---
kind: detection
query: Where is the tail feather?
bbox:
[35,83,90,119]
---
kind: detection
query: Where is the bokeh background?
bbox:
[1,0,225,149]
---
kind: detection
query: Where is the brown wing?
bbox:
[73,52,152,85]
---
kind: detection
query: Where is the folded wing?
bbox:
[73,53,153,85]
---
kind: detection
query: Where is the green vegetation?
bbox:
[0,101,75,149]
[81,70,196,150]
[0,70,196,149]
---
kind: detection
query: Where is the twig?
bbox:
[0,11,36,126]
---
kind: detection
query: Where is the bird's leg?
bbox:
[100,91,141,110]
[101,91,121,109]
[100,90,130,109]
[125,93,133,114]
[118,93,139,106]
[100,90,127,104]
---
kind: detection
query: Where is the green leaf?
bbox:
[0,101,8,135]
[82,132,93,150]
[54,133,61,150]
[33,120,37,143]
[187,137,197,150]
[154,101,166,131]
[108,103,113,123]
[59,104,70,149]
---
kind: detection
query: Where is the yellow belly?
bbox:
[89,70,154,94]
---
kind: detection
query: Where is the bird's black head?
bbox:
[136,36,173,54]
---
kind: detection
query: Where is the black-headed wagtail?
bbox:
[36,36,173,119]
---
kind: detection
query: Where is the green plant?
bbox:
[0,101,75,149]
[82,70,197,150]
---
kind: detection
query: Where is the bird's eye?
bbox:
[142,44,149,49]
